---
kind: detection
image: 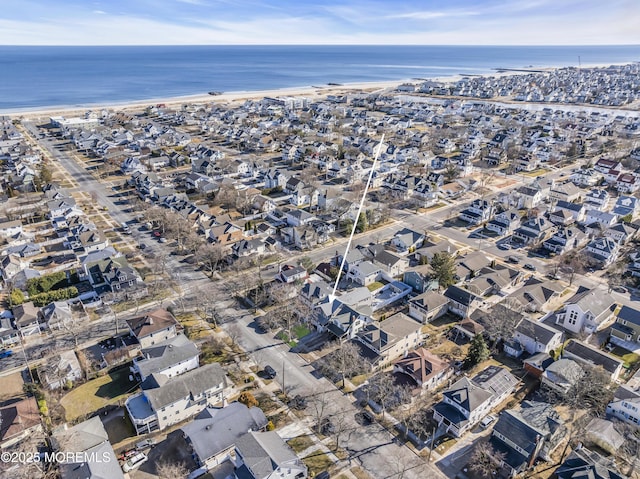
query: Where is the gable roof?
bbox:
[394,347,451,385]
[562,339,624,375]
[444,285,479,306]
[141,363,227,411]
[566,286,616,320]
[135,334,199,379]
[515,318,561,346]
[126,308,178,340]
[617,305,640,327]
[235,431,301,479]
[181,402,268,463]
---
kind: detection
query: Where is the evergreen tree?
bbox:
[465,334,489,368]
[356,212,368,233]
[430,251,456,289]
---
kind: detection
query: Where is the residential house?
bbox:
[444,285,481,318]
[345,261,382,286]
[0,316,20,347]
[486,209,521,236]
[131,333,199,381]
[0,219,23,238]
[414,239,459,265]
[284,209,315,227]
[612,195,639,219]
[541,358,584,395]
[314,299,371,340]
[126,308,179,348]
[408,291,449,323]
[355,312,425,369]
[393,347,453,390]
[209,222,243,249]
[52,416,124,479]
[181,402,268,471]
[606,222,636,244]
[459,199,494,225]
[513,217,553,245]
[277,265,307,284]
[585,417,625,455]
[523,353,555,379]
[390,228,425,254]
[554,447,625,479]
[466,264,522,297]
[549,182,582,203]
[234,431,307,479]
[125,363,228,435]
[515,185,544,209]
[571,168,602,187]
[583,209,617,228]
[593,158,622,174]
[585,236,620,266]
[36,350,83,390]
[552,200,585,223]
[83,255,142,295]
[555,286,617,335]
[0,397,42,449]
[12,301,42,337]
[490,401,564,477]
[606,385,640,427]
[510,316,563,356]
[403,265,437,293]
[562,339,624,382]
[584,188,609,211]
[455,251,492,281]
[233,238,267,258]
[610,305,640,348]
[370,249,409,277]
[542,226,587,255]
[38,300,73,331]
[432,366,518,437]
[616,172,640,194]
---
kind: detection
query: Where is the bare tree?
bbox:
[468,441,506,479]
[480,299,524,348]
[363,373,412,417]
[614,420,640,477]
[196,243,224,276]
[317,342,368,388]
[310,390,331,433]
[156,459,189,479]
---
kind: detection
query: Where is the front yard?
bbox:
[60,367,137,421]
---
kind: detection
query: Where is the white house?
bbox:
[555,286,616,335]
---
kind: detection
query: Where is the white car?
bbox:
[122,452,148,472]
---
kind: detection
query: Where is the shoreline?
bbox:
[3,61,635,120]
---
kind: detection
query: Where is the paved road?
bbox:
[21,122,447,479]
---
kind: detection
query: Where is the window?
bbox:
[568,310,579,325]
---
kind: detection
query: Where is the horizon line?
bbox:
[1,43,640,48]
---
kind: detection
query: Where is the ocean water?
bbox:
[0,45,638,112]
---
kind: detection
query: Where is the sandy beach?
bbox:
[4,61,628,121]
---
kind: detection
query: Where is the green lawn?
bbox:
[303,451,334,476]
[293,324,311,339]
[622,352,640,369]
[367,282,385,292]
[61,368,137,421]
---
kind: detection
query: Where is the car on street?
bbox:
[319,418,335,435]
[289,395,307,410]
[139,243,147,250]
[0,349,13,359]
[122,452,148,472]
[523,263,536,271]
[613,286,627,294]
[153,230,162,237]
[316,472,330,479]
[158,237,167,243]
[507,255,520,264]
[264,365,277,379]
[498,243,511,250]
[355,411,374,425]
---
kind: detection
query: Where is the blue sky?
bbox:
[0,0,637,45]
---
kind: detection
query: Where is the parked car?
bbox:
[158,237,167,243]
[122,452,148,472]
[0,349,13,359]
[613,286,627,294]
[480,415,496,428]
[523,263,536,271]
[139,243,147,250]
[507,255,520,264]
[319,418,335,435]
[264,365,277,379]
[289,395,307,410]
[498,243,511,250]
[355,411,374,425]
[316,472,330,479]
[135,438,155,451]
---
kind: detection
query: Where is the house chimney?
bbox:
[147,317,153,325]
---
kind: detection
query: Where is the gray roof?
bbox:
[617,305,640,327]
[182,402,268,463]
[515,318,560,346]
[135,334,199,379]
[53,416,108,452]
[235,431,300,479]
[410,291,449,311]
[472,365,518,398]
[443,377,493,414]
[566,286,616,321]
[141,363,227,410]
[59,440,124,479]
[563,340,624,375]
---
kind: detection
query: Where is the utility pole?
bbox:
[282,360,287,399]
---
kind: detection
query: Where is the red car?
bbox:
[153,231,162,237]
